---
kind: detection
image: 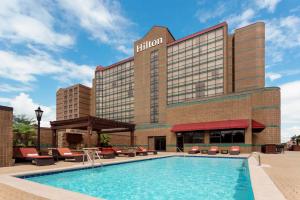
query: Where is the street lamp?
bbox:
[35,107,43,152]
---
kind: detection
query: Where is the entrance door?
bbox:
[154,136,166,151]
[176,134,184,152]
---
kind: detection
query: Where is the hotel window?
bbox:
[150,50,159,123]
[183,132,204,143]
[209,130,245,143]
[95,60,135,123]
[167,27,224,104]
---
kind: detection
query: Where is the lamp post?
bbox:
[35,107,43,152]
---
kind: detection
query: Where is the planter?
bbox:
[292,145,300,151]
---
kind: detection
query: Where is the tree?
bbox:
[13,115,37,147]
[99,134,111,147]
[291,135,300,145]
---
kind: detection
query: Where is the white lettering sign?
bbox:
[136,37,163,53]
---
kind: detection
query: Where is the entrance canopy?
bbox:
[50,116,135,147]
[171,119,265,132]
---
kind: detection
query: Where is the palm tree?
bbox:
[13,115,36,147]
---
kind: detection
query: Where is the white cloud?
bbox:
[266,16,300,49]
[266,16,300,64]
[280,81,300,141]
[255,0,281,12]
[0,83,32,92]
[226,9,255,29]
[0,50,94,85]
[266,72,282,81]
[0,0,74,49]
[58,0,137,55]
[196,3,226,23]
[0,93,55,127]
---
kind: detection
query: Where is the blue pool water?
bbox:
[23,157,254,200]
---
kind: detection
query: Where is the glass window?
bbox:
[210,130,245,143]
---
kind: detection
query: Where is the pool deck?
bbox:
[0,152,294,200]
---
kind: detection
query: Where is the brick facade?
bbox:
[0,106,13,167]
[56,21,281,152]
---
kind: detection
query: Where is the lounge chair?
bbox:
[112,147,135,157]
[136,146,157,155]
[99,148,116,159]
[208,146,219,155]
[229,146,240,155]
[52,148,86,162]
[188,146,200,154]
[15,147,55,166]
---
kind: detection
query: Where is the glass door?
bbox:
[154,136,166,151]
[176,134,184,152]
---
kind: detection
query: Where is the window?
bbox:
[209,130,245,143]
[183,132,204,143]
[150,50,159,123]
[167,27,224,105]
[94,61,135,123]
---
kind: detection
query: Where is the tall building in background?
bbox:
[56,84,91,120]
[94,21,281,152]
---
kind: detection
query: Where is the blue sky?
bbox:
[0,0,300,141]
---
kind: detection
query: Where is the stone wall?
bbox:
[0,106,13,167]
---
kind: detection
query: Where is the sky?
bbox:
[0,0,300,142]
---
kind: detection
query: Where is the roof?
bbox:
[50,115,135,131]
[95,57,134,72]
[167,22,227,46]
[95,22,227,72]
[171,119,265,132]
[0,105,13,111]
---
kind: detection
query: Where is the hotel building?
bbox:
[56,84,92,120]
[93,21,280,152]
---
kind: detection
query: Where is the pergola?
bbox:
[50,116,135,147]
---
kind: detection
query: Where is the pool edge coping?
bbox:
[248,157,286,200]
[0,153,287,200]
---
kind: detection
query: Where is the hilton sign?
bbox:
[136,37,163,53]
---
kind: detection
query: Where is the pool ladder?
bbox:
[176,147,186,157]
[82,150,101,167]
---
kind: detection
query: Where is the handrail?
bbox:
[82,148,101,166]
[176,147,186,157]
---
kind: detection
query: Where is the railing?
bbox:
[176,147,186,157]
[82,148,101,167]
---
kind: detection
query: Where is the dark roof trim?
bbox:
[95,57,134,72]
[167,22,227,46]
[0,105,13,111]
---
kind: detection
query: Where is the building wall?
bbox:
[134,87,280,152]
[56,84,91,120]
[91,21,280,152]
[167,24,227,104]
[95,60,135,123]
[234,22,265,92]
[251,88,281,144]
[134,26,175,124]
[0,106,13,167]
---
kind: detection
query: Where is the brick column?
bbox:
[0,106,13,167]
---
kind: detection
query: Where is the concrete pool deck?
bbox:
[0,152,292,200]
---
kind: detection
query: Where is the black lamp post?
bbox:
[35,107,43,152]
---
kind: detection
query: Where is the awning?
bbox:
[252,120,265,129]
[171,119,249,132]
[171,119,265,132]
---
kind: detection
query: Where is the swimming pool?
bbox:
[22,156,254,200]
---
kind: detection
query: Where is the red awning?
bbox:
[171,119,249,132]
[252,120,265,129]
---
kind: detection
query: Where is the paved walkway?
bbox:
[1,152,298,200]
[261,151,300,200]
